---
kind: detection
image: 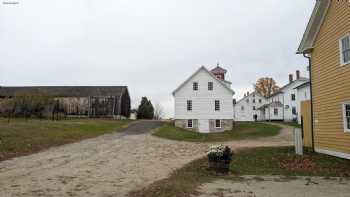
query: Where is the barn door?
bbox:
[198,119,209,133]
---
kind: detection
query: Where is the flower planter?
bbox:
[207,145,233,173]
[209,160,231,171]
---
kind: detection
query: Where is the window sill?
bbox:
[340,62,350,67]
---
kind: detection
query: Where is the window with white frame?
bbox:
[274,108,278,115]
[241,106,244,111]
[215,100,220,111]
[253,106,256,110]
[292,107,297,115]
[187,119,193,128]
[343,103,350,132]
[340,35,350,65]
[215,119,221,128]
[193,82,198,91]
[208,82,213,91]
[187,100,192,111]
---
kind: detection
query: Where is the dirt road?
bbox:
[0,121,293,197]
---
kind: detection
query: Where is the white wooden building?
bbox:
[172,66,235,133]
[234,91,267,121]
[258,71,309,122]
[234,70,310,123]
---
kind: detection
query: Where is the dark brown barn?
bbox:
[0,86,131,118]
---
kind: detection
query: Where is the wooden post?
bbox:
[294,128,303,155]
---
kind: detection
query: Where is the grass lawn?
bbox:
[129,146,350,197]
[152,122,281,142]
[0,118,132,161]
[231,147,350,177]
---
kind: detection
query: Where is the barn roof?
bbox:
[0,86,128,97]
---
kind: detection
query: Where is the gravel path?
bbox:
[0,121,293,197]
[197,176,350,197]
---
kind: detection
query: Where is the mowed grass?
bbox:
[152,122,281,142]
[231,147,350,177]
[129,147,350,197]
[0,118,132,161]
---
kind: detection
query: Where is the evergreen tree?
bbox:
[137,97,154,119]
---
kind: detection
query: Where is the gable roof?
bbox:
[235,91,266,104]
[0,86,128,98]
[269,77,309,97]
[172,66,235,96]
[294,81,310,90]
[297,0,331,54]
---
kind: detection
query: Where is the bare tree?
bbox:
[254,77,280,97]
[153,103,164,120]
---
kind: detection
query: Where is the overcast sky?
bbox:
[0,0,314,117]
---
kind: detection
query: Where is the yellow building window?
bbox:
[343,103,350,132]
[340,35,350,66]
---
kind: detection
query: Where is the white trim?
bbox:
[297,0,330,53]
[297,0,331,54]
[215,119,221,128]
[339,34,350,66]
[342,102,350,132]
[187,119,193,128]
[315,148,350,160]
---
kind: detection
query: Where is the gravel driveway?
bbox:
[0,121,293,197]
[197,176,350,197]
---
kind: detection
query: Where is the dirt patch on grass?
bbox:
[278,155,316,171]
[128,158,219,197]
[277,154,350,177]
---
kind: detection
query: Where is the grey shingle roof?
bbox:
[294,81,310,90]
[0,86,128,97]
[257,101,283,110]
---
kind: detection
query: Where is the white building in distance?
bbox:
[234,70,310,123]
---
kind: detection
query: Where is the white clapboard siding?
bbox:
[174,68,234,120]
[234,92,267,121]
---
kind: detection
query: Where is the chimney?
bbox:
[296,70,300,80]
[289,74,293,83]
